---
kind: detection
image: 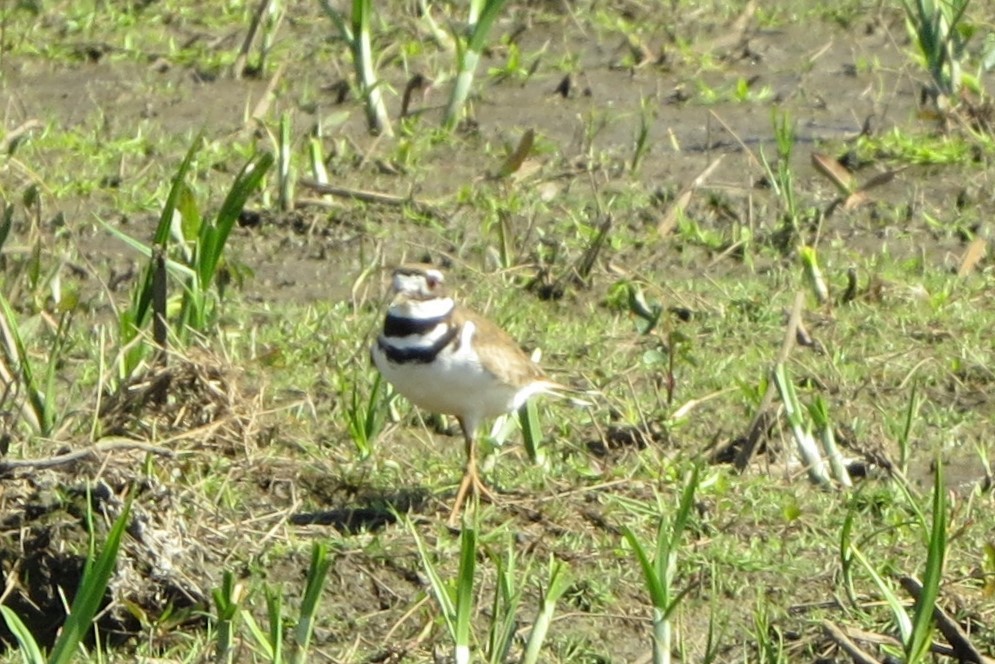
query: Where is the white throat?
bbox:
[389,296,454,320]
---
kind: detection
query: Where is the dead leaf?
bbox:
[957,237,987,277]
[858,168,904,192]
[498,128,535,178]
[811,152,854,195]
[842,191,871,210]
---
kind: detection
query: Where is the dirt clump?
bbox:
[0,351,260,651]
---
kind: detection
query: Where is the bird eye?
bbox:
[425,270,443,290]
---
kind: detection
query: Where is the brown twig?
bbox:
[297,178,438,216]
[734,291,804,471]
[821,620,881,664]
[151,246,168,373]
[0,558,22,606]
[0,439,174,471]
[707,109,763,171]
[249,62,285,124]
[836,623,963,660]
[899,575,994,664]
[231,0,273,79]
[657,154,725,237]
[0,119,43,153]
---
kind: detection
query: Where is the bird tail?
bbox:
[541,380,597,408]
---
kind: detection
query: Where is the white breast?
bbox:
[372,321,525,423]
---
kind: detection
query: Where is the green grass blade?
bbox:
[0,202,12,251]
[622,526,667,609]
[486,541,522,664]
[362,372,384,445]
[520,556,570,664]
[335,0,392,135]
[241,610,275,660]
[906,460,946,663]
[350,0,367,58]
[623,468,700,664]
[444,0,510,128]
[408,518,478,663]
[266,585,283,664]
[48,498,131,664]
[891,471,929,534]
[454,527,477,664]
[519,399,544,465]
[849,544,913,642]
[809,396,851,488]
[898,380,920,475]
[467,0,510,53]
[407,519,456,635]
[153,141,199,246]
[656,466,701,662]
[291,542,332,664]
[38,311,73,432]
[624,520,668,664]
[277,112,293,212]
[799,245,828,305]
[212,571,239,664]
[773,363,829,485]
[0,606,46,664]
[176,178,202,247]
[0,291,48,433]
[666,465,700,572]
[347,372,384,459]
[317,0,351,40]
[839,506,858,606]
[95,219,197,281]
[133,138,200,328]
[308,137,328,184]
[198,151,273,288]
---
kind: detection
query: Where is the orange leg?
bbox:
[448,419,496,525]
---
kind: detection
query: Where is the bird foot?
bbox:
[447,462,497,526]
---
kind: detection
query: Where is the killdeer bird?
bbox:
[371,264,566,523]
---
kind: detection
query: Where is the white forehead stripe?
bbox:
[393,268,445,294]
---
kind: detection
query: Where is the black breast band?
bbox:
[383,311,452,337]
[378,325,458,364]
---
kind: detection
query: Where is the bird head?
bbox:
[391,264,446,299]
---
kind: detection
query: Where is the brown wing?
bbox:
[452,306,547,388]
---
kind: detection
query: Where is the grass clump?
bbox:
[102,137,272,380]
[623,465,701,664]
[902,0,981,103]
[319,0,394,137]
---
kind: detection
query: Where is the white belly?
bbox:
[372,338,521,423]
